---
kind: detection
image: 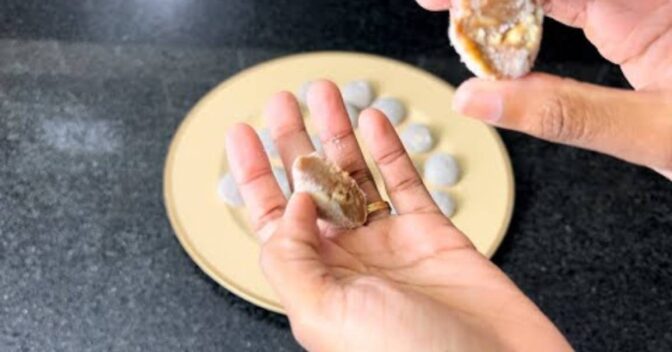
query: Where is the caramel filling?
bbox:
[455,0,541,76]
[294,155,367,225]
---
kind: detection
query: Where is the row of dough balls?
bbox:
[307,80,436,155]
[219,80,462,218]
[298,80,407,128]
[262,81,437,157]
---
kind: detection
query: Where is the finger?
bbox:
[452,73,672,172]
[307,80,383,206]
[260,193,336,315]
[416,0,589,28]
[655,168,672,181]
[265,91,315,184]
[359,109,440,214]
[416,0,451,11]
[539,0,589,28]
[225,123,287,242]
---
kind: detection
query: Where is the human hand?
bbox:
[417,0,672,179]
[225,81,572,352]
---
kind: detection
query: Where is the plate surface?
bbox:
[164,52,515,314]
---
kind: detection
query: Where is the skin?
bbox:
[418,0,672,179]
[226,81,572,351]
[223,1,672,350]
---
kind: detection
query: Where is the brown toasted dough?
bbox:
[292,153,368,229]
[449,0,544,79]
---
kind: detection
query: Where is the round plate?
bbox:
[164,52,515,314]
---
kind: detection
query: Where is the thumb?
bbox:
[452,73,672,174]
[260,192,334,315]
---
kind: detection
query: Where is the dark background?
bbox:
[1,0,670,351]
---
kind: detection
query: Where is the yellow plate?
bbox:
[164,52,515,314]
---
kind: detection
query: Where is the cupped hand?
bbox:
[225,81,572,352]
[418,0,672,179]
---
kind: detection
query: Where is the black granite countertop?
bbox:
[1,1,671,351]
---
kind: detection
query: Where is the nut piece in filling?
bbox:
[449,0,544,79]
[292,153,368,229]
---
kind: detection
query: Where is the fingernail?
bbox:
[452,84,504,123]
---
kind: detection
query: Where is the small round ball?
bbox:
[424,153,460,186]
[400,123,435,154]
[345,103,360,128]
[273,166,292,199]
[218,172,243,207]
[372,97,406,125]
[297,81,312,106]
[311,134,324,155]
[342,80,374,109]
[258,128,278,158]
[430,190,456,218]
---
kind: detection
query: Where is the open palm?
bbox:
[226,81,570,351]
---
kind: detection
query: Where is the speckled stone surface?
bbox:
[1,1,671,351]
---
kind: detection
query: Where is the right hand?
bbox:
[418,0,672,180]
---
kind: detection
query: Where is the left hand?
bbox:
[417,0,672,180]
[225,81,572,352]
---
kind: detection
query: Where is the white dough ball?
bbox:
[400,123,435,154]
[424,153,460,186]
[258,128,278,158]
[218,172,243,207]
[430,190,456,218]
[345,103,360,128]
[342,80,374,109]
[273,166,292,199]
[372,97,406,125]
[297,81,312,106]
[311,134,324,155]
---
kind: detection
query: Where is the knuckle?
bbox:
[238,166,271,187]
[273,123,307,142]
[376,145,406,167]
[534,93,586,142]
[254,203,285,232]
[389,176,424,197]
[347,164,376,189]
